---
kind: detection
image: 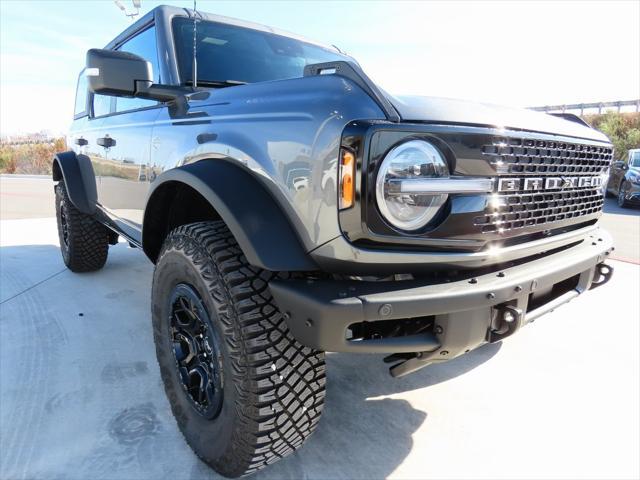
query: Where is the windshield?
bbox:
[630,151,640,168]
[173,18,348,85]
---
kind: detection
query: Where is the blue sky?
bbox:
[1,0,639,135]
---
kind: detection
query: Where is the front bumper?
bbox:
[270,228,614,375]
[310,224,603,275]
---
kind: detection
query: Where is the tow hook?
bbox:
[590,263,614,290]
[487,305,523,343]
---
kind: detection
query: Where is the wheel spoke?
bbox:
[173,341,187,362]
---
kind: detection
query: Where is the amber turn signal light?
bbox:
[339,149,355,210]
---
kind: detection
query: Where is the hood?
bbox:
[387,94,610,143]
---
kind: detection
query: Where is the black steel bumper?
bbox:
[270,228,614,376]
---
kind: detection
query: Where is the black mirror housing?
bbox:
[85,48,190,103]
[86,48,153,97]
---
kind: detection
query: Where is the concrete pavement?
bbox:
[0,175,55,220]
[1,217,638,479]
[600,196,640,263]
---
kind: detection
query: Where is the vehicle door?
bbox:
[68,71,106,183]
[93,24,162,242]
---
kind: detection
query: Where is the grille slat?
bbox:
[482,137,613,176]
[478,136,611,234]
[475,187,604,233]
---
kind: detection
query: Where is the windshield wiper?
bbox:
[185,80,248,88]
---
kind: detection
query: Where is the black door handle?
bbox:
[74,137,88,146]
[97,136,116,148]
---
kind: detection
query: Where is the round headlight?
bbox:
[375,140,449,231]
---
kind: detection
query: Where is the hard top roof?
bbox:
[105,4,341,53]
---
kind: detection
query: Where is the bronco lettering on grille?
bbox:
[497,176,603,192]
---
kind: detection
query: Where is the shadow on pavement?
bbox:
[1,243,501,480]
[194,345,502,480]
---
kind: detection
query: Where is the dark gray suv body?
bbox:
[53,5,614,477]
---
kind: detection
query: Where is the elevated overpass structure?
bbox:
[531,99,640,115]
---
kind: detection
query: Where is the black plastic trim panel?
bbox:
[51,151,98,215]
[142,160,317,271]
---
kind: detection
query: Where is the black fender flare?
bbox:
[142,160,317,271]
[51,151,98,215]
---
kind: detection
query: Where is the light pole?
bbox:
[113,0,141,20]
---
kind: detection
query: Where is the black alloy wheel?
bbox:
[59,202,70,248]
[169,283,224,419]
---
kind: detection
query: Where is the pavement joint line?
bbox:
[0,268,68,306]
[610,256,640,265]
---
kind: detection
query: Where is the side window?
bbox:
[92,94,113,117]
[74,72,88,118]
[114,25,160,113]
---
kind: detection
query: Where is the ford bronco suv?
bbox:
[54,5,614,477]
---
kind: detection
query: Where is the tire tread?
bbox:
[55,181,108,272]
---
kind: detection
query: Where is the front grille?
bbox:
[481,138,613,176]
[475,136,612,234]
[475,187,604,233]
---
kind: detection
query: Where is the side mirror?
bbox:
[85,48,188,102]
[86,48,152,97]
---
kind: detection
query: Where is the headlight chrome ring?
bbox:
[375,139,449,231]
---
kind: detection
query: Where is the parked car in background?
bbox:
[607,148,640,207]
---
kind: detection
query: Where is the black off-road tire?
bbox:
[151,221,326,478]
[55,181,109,272]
